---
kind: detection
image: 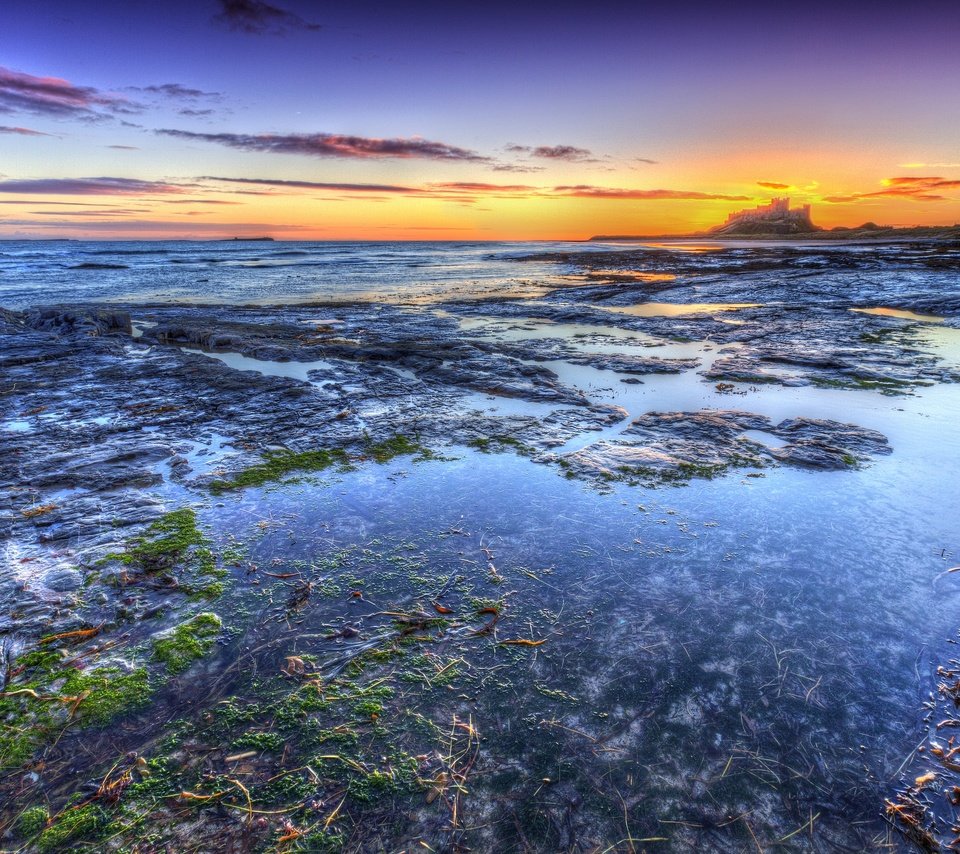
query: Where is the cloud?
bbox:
[427,182,539,195]
[201,175,417,193]
[0,125,53,136]
[491,163,545,173]
[0,200,114,206]
[162,198,241,205]
[634,158,658,165]
[0,177,190,195]
[0,66,136,118]
[898,162,960,169]
[531,145,597,162]
[757,181,791,190]
[213,0,321,34]
[137,83,221,100]
[178,108,216,117]
[107,144,139,150]
[553,185,752,201]
[160,129,488,161]
[822,176,960,203]
[883,176,960,187]
[506,143,598,162]
[199,175,755,204]
[0,218,310,236]
[27,208,151,216]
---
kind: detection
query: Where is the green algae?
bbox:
[363,433,429,462]
[812,375,919,395]
[210,447,352,492]
[16,805,49,838]
[113,508,215,574]
[153,612,223,673]
[467,434,533,455]
[64,666,151,726]
[0,656,151,770]
[35,805,105,852]
[209,435,433,492]
[232,730,284,752]
[103,507,225,598]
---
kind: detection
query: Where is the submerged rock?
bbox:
[554,409,891,483]
[41,568,83,592]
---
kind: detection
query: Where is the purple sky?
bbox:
[1,0,958,237]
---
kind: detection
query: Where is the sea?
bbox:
[0,237,920,308]
[0,239,603,307]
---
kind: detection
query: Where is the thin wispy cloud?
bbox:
[0,125,53,136]
[202,176,417,193]
[553,185,752,201]
[162,198,241,205]
[823,176,960,203]
[27,208,151,216]
[0,200,116,206]
[758,181,790,190]
[0,66,136,119]
[507,143,599,163]
[136,83,221,100]
[491,163,545,173]
[160,129,489,161]
[427,182,540,195]
[533,145,598,162]
[898,162,960,169]
[213,0,321,35]
[0,177,191,195]
[0,218,309,234]
[200,175,753,204]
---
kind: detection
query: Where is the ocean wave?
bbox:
[84,249,171,256]
[66,262,131,270]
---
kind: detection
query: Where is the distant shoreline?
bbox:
[590,224,960,242]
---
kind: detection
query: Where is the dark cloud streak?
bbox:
[0,125,52,136]
[0,66,136,118]
[506,143,599,162]
[553,185,752,201]
[201,175,417,193]
[213,0,321,35]
[161,129,488,161]
[0,177,191,195]
[138,83,221,99]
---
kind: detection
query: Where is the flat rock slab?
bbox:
[555,410,891,483]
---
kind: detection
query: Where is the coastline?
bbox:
[590,225,960,242]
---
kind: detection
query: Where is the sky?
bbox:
[1,0,959,240]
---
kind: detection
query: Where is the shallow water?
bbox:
[851,307,946,323]
[599,301,762,318]
[129,421,959,848]
[181,347,339,383]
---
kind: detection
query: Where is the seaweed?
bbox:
[153,612,223,673]
[210,448,352,492]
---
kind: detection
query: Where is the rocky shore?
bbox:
[2,239,959,850]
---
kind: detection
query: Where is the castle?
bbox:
[711,198,818,235]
